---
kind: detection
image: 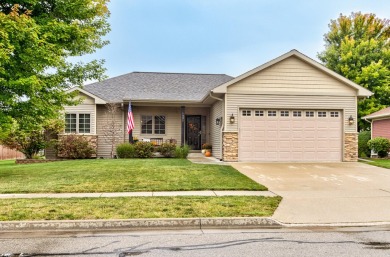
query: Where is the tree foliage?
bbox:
[0,0,110,134]
[318,12,390,130]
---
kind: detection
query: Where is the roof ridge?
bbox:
[133,71,232,76]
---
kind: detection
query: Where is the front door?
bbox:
[186,116,202,150]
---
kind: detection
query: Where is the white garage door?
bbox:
[239,109,342,162]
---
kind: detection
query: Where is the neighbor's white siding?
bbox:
[228,56,357,96]
[210,99,224,159]
[63,92,96,134]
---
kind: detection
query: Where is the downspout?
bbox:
[210,92,224,160]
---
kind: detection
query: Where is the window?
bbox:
[79,114,91,133]
[142,115,166,135]
[65,114,77,133]
[255,110,264,116]
[268,110,277,117]
[293,111,302,117]
[318,111,327,117]
[65,113,91,134]
[330,111,339,117]
[306,111,314,117]
[141,115,153,134]
[280,111,289,117]
[242,110,251,116]
[154,115,166,134]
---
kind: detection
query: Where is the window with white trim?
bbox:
[242,110,251,116]
[280,111,289,117]
[141,115,166,135]
[293,111,302,117]
[255,110,264,116]
[268,110,277,117]
[330,111,339,117]
[318,111,327,117]
[65,113,91,133]
[306,111,314,117]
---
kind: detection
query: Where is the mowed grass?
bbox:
[0,159,266,193]
[0,196,281,221]
[363,158,390,169]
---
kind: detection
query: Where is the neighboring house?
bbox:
[363,107,390,157]
[59,50,372,162]
[0,145,24,160]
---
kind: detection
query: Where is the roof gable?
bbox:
[363,107,390,120]
[67,87,106,104]
[212,50,372,97]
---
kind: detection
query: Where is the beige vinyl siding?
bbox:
[226,94,357,133]
[228,56,357,96]
[96,104,124,158]
[127,106,182,145]
[210,100,224,159]
[63,93,96,134]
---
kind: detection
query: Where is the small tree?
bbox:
[102,103,123,158]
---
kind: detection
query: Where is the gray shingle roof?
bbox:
[83,72,233,102]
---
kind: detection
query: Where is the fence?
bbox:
[0,145,24,160]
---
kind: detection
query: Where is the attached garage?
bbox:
[211,50,373,162]
[239,109,342,162]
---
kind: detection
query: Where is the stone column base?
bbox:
[223,132,238,162]
[344,133,358,162]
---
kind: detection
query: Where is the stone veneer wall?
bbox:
[57,135,98,158]
[223,132,238,162]
[344,132,358,162]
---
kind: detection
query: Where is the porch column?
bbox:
[181,106,185,146]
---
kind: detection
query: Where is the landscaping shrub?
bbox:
[134,141,154,158]
[358,131,371,158]
[56,135,96,159]
[175,144,190,159]
[157,142,176,157]
[368,137,390,158]
[116,143,136,158]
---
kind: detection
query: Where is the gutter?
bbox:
[209,92,225,161]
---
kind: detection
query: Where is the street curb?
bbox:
[0,218,282,231]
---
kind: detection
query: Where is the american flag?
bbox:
[127,102,135,134]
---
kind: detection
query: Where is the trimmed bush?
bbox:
[175,144,190,159]
[157,142,176,157]
[358,131,371,158]
[134,141,154,158]
[116,143,136,158]
[55,135,96,159]
[368,137,390,158]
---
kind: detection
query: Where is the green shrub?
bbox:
[358,131,371,157]
[116,143,136,158]
[157,142,176,157]
[56,135,96,159]
[134,141,154,158]
[368,137,390,158]
[175,144,190,159]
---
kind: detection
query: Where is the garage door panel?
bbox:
[239,109,342,162]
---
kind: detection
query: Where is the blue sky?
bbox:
[86,0,389,78]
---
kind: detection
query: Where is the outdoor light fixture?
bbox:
[348,115,354,125]
[216,117,222,126]
[229,114,235,124]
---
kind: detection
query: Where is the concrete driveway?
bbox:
[230,162,390,225]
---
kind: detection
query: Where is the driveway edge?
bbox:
[0,217,282,231]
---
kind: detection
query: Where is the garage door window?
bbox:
[330,111,339,117]
[293,111,302,117]
[268,111,277,117]
[242,110,251,116]
[255,110,264,116]
[318,111,327,117]
[306,111,314,117]
[281,111,289,117]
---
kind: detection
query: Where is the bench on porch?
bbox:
[140,138,177,146]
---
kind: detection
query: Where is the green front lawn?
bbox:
[0,159,266,193]
[362,158,390,169]
[0,196,281,221]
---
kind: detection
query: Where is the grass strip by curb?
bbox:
[0,196,281,221]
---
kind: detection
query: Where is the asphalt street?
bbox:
[1,226,390,257]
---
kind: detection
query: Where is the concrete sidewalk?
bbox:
[0,190,277,199]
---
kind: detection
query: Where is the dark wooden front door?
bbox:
[186,116,201,150]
